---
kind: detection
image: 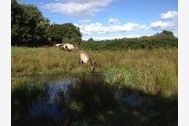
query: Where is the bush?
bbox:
[80,31,178,50]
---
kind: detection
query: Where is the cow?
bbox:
[80,51,97,72]
[58,43,79,52]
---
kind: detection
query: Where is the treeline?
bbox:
[81,30,178,50]
[11,0,81,46]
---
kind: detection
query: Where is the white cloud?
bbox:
[151,20,176,30]
[108,18,119,24]
[139,25,150,30]
[76,22,142,35]
[160,10,178,19]
[150,10,178,31]
[78,19,91,24]
[44,0,112,17]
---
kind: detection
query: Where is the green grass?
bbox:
[12,47,178,97]
[11,47,178,126]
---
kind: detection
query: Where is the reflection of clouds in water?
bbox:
[48,79,73,103]
[30,78,77,118]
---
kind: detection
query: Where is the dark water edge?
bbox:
[12,73,177,126]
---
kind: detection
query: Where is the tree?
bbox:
[11,0,82,46]
[11,0,49,46]
[11,0,25,45]
[87,38,94,42]
[153,30,175,38]
[48,23,82,45]
[162,30,174,36]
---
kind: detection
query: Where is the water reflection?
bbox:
[48,78,77,103]
[12,73,177,126]
[29,78,77,118]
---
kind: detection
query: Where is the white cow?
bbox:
[80,51,97,72]
[62,43,78,51]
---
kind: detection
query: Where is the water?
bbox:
[47,79,77,103]
[30,102,62,118]
[28,76,142,118]
[125,93,142,107]
[29,78,77,118]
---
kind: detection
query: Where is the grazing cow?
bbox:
[80,51,97,72]
[60,43,78,52]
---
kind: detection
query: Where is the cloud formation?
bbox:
[75,10,177,40]
[151,20,176,30]
[108,18,119,24]
[160,10,177,19]
[76,22,145,35]
[44,0,112,17]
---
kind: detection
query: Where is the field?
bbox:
[11,47,178,126]
[12,47,177,96]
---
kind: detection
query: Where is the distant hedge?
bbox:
[81,31,178,50]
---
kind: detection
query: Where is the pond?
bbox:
[29,76,142,118]
[12,73,177,126]
[29,77,77,118]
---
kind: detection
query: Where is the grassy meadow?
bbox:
[12,47,178,97]
[11,47,178,126]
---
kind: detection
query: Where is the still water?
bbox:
[29,78,77,118]
[28,75,142,118]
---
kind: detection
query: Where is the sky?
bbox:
[17,0,178,40]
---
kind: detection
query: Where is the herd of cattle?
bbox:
[55,43,97,72]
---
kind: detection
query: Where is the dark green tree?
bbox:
[48,23,82,45]
[87,38,94,42]
[162,30,174,36]
[11,0,25,45]
[11,0,49,46]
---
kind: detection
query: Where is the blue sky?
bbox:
[17,0,178,40]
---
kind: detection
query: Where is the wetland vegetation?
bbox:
[12,73,177,126]
[12,47,177,97]
[12,47,178,126]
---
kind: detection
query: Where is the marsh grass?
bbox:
[12,77,48,125]
[11,74,177,126]
[12,47,177,97]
